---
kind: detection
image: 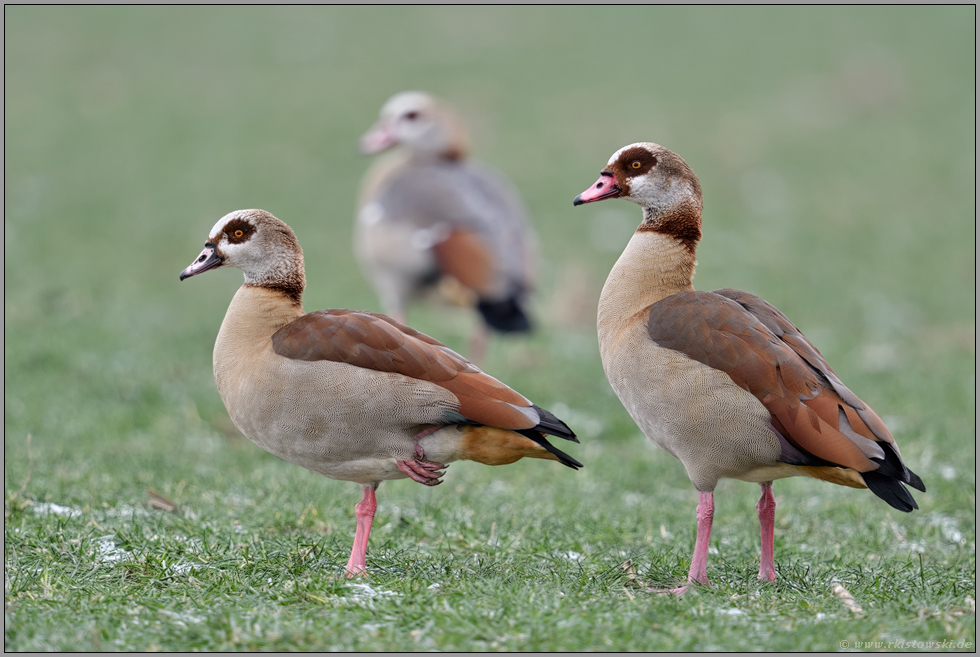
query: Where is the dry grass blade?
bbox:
[146,488,178,513]
[831,583,864,617]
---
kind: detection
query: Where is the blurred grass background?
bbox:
[4,6,975,651]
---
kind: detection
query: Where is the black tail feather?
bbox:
[864,440,927,497]
[862,470,919,512]
[531,404,578,443]
[515,428,583,470]
[477,295,532,333]
[906,469,926,493]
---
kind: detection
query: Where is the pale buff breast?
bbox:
[600,321,790,492]
[213,313,462,485]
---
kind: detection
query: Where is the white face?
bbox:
[181,209,257,281]
[212,212,265,271]
[182,209,301,286]
[629,173,688,210]
[609,142,697,212]
[378,91,450,152]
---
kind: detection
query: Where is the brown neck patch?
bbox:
[440,145,467,161]
[637,201,702,253]
[246,269,305,306]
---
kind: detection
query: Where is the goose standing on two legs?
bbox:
[180,209,579,575]
[357,91,537,363]
[574,143,924,593]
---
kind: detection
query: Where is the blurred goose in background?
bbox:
[357,91,537,363]
[574,142,924,594]
[180,209,579,576]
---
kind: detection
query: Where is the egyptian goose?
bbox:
[574,143,924,593]
[357,91,537,362]
[180,209,580,575]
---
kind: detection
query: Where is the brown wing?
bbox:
[711,289,896,444]
[646,290,910,478]
[270,309,537,431]
[432,229,496,296]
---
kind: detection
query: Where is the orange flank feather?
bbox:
[458,426,558,466]
[797,466,867,489]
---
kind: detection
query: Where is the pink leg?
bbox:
[344,485,377,577]
[396,440,447,486]
[757,482,777,582]
[664,491,714,595]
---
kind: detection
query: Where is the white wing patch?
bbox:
[410,224,451,251]
[358,202,385,227]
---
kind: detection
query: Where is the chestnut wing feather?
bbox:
[271,309,538,430]
[647,290,888,474]
[712,289,895,443]
[431,230,495,295]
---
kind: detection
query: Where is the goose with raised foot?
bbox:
[180,209,579,576]
[574,143,924,593]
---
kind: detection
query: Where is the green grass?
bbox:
[5,6,975,651]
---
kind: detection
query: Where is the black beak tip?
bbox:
[572,195,584,207]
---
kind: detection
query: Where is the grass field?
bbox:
[4,6,975,651]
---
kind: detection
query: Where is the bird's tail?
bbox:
[477,294,532,333]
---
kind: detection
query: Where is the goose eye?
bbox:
[234,230,244,238]
[631,161,642,169]
[404,111,419,121]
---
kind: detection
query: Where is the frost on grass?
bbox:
[324,582,402,608]
[938,464,957,481]
[101,504,150,519]
[716,608,745,617]
[166,561,208,576]
[347,582,400,599]
[158,609,206,627]
[928,513,966,546]
[28,499,195,523]
[96,535,132,564]
[30,501,83,518]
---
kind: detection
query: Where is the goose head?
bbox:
[574,142,703,248]
[180,209,305,300]
[360,91,469,160]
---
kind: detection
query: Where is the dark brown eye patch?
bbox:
[618,147,658,177]
[224,218,255,244]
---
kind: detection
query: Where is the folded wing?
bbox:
[271,309,579,468]
[647,289,923,510]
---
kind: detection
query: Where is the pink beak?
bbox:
[179,242,224,281]
[360,122,397,154]
[573,171,621,206]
